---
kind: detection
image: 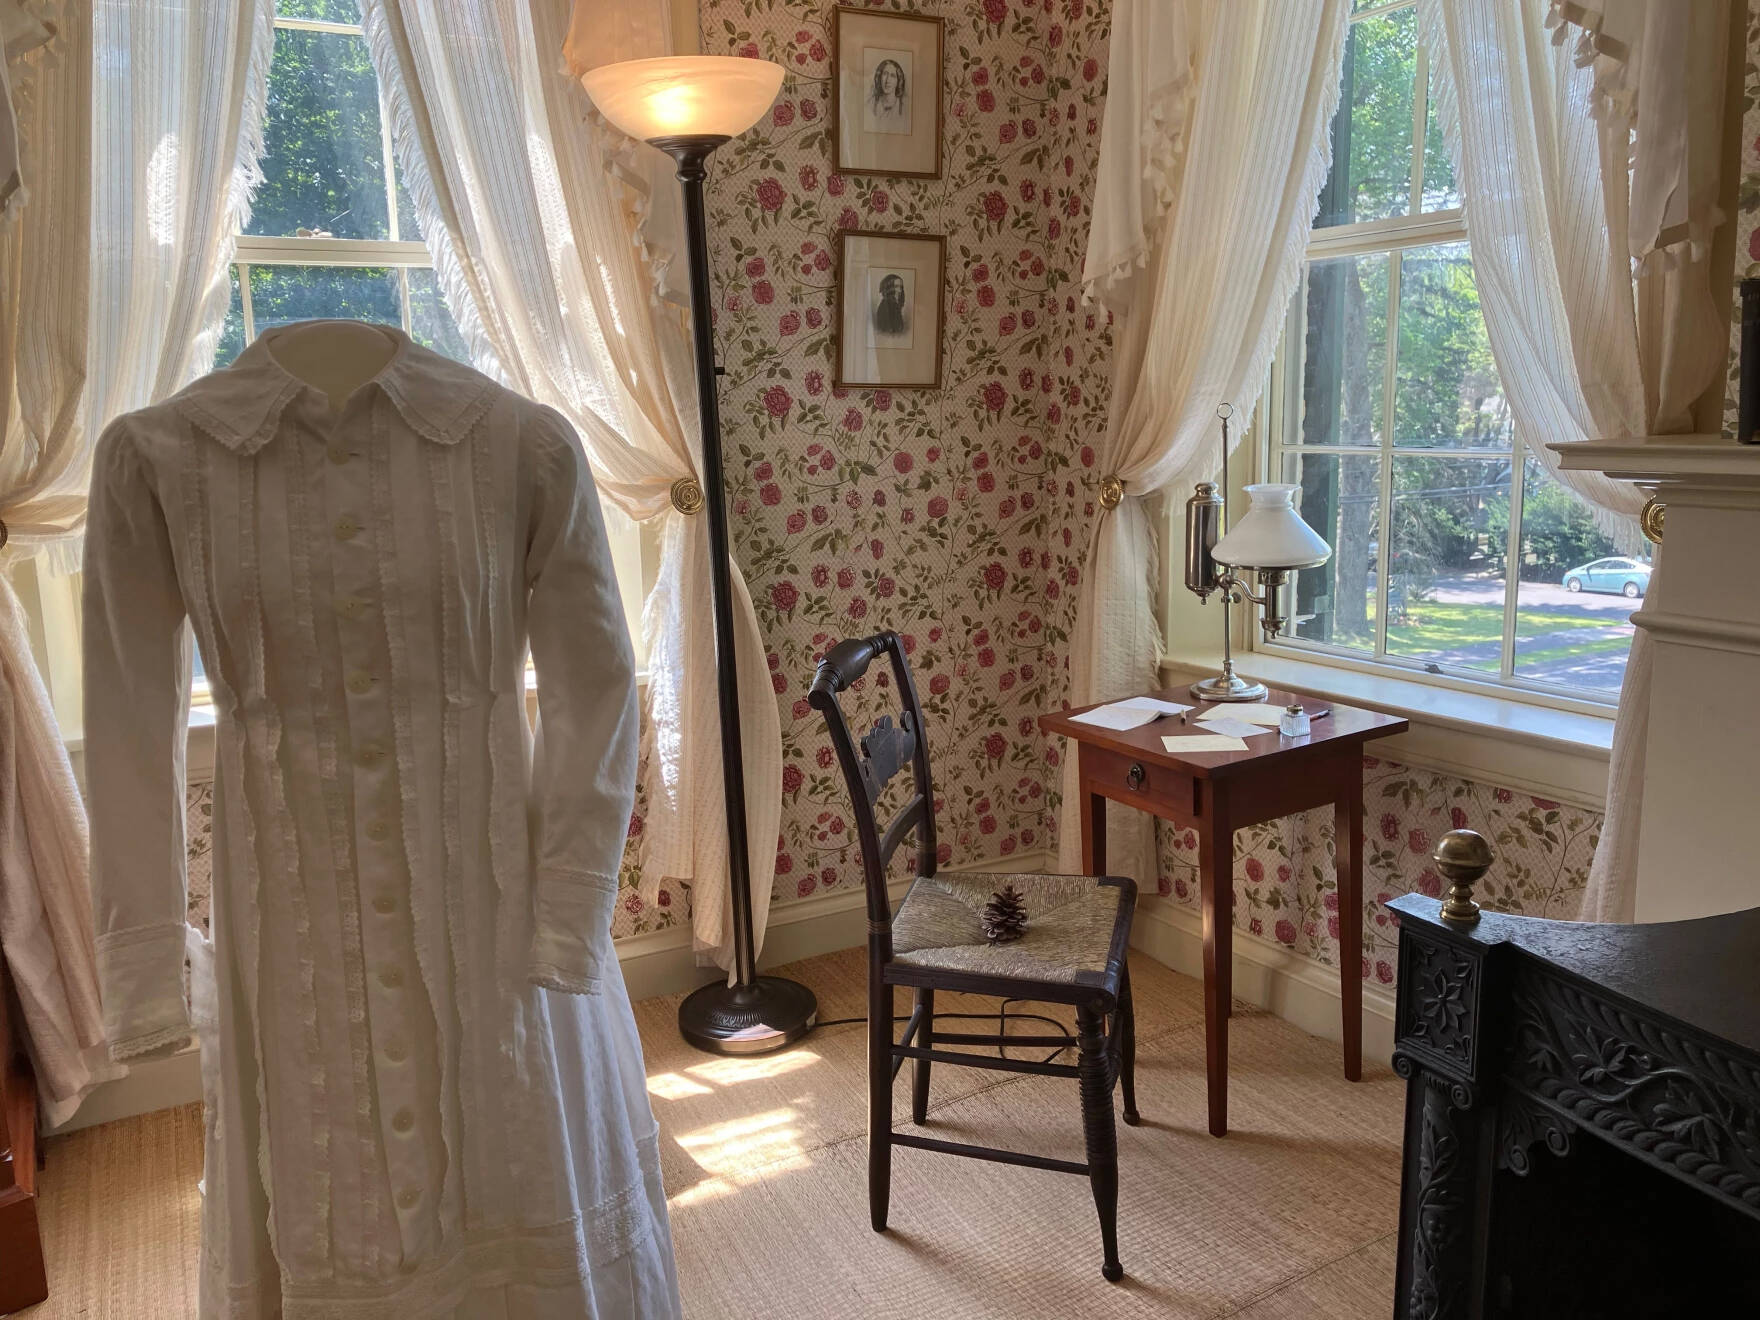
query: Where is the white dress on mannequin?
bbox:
[83,320,682,1319]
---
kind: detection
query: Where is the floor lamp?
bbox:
[583,56,818,1055]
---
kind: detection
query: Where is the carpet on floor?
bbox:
[24,946,1404,1319]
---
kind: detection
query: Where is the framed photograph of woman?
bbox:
[835,230,945,390]
[832,7,943,179]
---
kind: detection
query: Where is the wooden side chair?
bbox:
[808,630,1140,1282]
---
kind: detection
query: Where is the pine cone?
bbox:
[981,884,1028,944]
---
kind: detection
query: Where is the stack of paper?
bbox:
[1069,695,1193,731]
[1194,716,1270,740]
[1160,733,1247,753]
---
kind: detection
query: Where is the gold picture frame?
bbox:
[835,229,945,391]
[831,7,944,180]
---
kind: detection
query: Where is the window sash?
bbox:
[1246,2,1619,713]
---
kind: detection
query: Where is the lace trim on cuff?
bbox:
[109,1021,193,1063]
[529,962,604,996]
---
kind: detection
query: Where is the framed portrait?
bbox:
[832,7,944,179]
[835,229,945,390]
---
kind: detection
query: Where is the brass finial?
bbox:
[1432,829,1492,927]
[1639,498,1664,545]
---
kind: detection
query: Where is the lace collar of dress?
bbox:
[172,321,496,454]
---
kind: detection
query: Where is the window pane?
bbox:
[1421,65,1459,212]
[274,0,361,24]
[1394,243,1509,450]
[249,26,391,240]
[1510,457,1638,695]
[248,264,401,333]
[407,268,471,363]
[1295,253,1388,447]
[215,265,247,367]
[1385,455,1510,673]
[1314,7,1417,228]
[1281,450,1381,653]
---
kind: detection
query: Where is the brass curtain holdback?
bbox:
[670,476,705,515]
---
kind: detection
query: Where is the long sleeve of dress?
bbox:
[83,423,193,1061]
[524,409,638,995]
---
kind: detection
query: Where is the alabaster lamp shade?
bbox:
[580,56,785,144]
[1211,483,1330,570]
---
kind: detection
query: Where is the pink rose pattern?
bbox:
[671,0,1112,920]
[1154,759,1602,986]
[1724,7,1760,435]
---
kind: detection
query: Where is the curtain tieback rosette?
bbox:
[669,476,704,515]
[1098,475,1126,510]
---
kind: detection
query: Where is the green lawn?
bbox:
[1309,600,1629,662]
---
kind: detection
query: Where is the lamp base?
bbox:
[1189,672,1269,703]
[678,975,819,1056]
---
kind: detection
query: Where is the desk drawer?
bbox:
[1080,745,1198,818]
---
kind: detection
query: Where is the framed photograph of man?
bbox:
[836,230,945,390]
[832,7,943,179]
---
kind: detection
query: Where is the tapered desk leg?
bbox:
[1080,765,1107,876]
[1197,785,1233,1137]
[1334,756,1363,1082]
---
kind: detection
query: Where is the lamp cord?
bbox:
[811,998,1075,1065]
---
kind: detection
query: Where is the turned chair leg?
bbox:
[1119,965,1140,1127]
[911,987,934,1124]
[1077,1003,1123,1282]
[869,980,894,1233]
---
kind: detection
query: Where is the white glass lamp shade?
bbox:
[581,56,785,143]
[1211,483,1330,570]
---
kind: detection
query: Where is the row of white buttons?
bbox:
[324,438,425,1227]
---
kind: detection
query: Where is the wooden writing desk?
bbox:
[1040,688,1407,1136]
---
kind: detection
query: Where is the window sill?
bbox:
[1158,652,1615,811]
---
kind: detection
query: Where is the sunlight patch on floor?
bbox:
[668,1106,814,1207]
[684,1049,821,1087]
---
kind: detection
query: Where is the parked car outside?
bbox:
[1561,556,1650,598]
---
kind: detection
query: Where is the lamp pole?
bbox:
[658,136,818,1055]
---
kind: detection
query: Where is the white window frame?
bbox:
[1252,0,1619,718]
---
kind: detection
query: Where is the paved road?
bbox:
[1402,574,1637,692]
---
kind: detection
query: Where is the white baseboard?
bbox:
[1127,894,1398,1067]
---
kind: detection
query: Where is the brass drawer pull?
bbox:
[1125,763,1146,792]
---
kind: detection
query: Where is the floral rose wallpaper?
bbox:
[1725,0,1760,436]
[180,0,1618,993]
[663,0,1114,930]
[1153,757,1601,989]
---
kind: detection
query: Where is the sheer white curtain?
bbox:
[0,1,107,1127]
[0,0,272,1123]
[1419,0,1730,922]
[1058,0,1350,881]
[359,0,783,977]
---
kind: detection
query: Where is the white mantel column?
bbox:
[1555,437,1760,922]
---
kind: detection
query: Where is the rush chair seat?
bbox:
[808,630,1139,1282]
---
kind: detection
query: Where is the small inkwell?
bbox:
[1278,703,1311,738]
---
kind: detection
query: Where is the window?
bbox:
[1262,0,1643,705]
[216,1,468,367]
[203,0,650,680]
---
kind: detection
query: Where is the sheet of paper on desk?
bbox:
[1113,696,1192,716]
[1069,703,1162,731]
[1211,704,1286,725]
[1161,733,1248,753]
[1195,716,1276,740]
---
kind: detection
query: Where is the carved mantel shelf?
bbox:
[1551,435,1760,511]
